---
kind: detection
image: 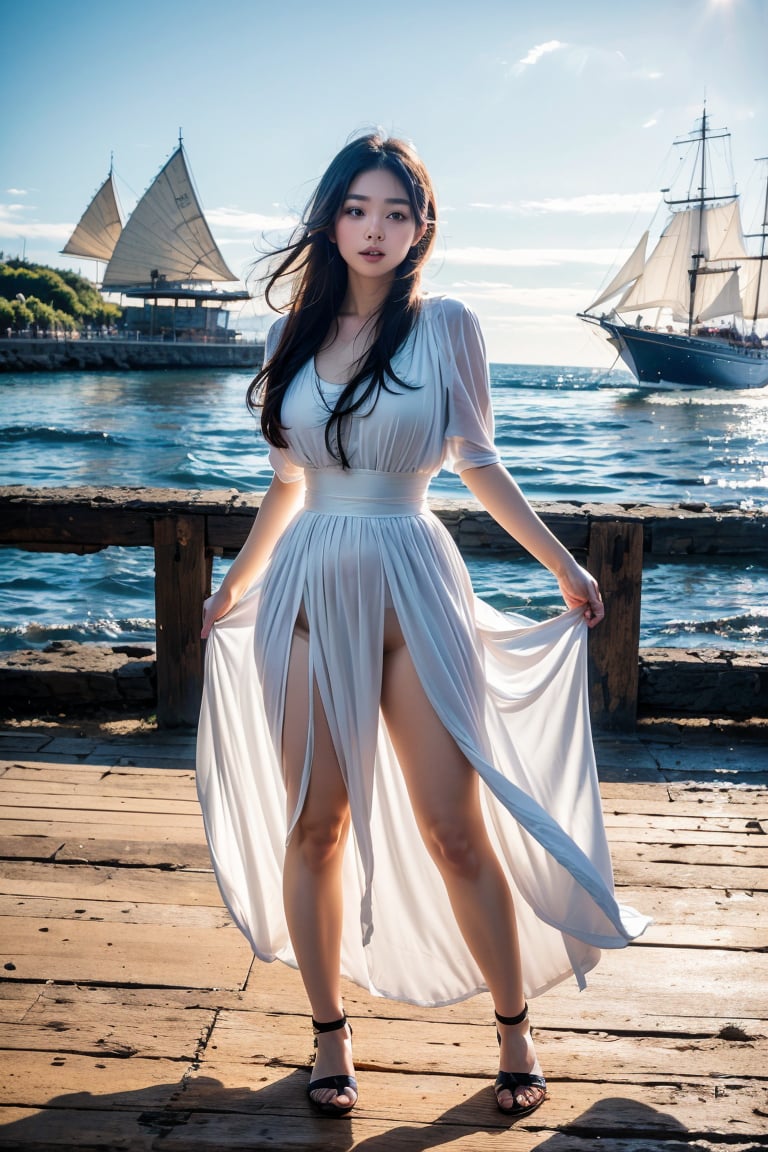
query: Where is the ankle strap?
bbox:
[494,1003,528,1027]
[312,1013,348,1035]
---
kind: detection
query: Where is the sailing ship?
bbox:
[579,109,768,389]
[62,137,249,340]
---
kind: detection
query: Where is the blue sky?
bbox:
[1,0,765,364]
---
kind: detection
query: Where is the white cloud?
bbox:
[207,206,299,233]
[0,204,73,242]
[436,246,634,268]
[513,39,564,75]
[6,188,28,196]
[448,280,587,310]
[470,192,659,215]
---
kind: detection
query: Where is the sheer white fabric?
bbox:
[196,295,650,1007]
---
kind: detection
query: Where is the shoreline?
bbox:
[0,335,264,373]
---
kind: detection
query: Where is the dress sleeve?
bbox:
[440,299,502,474]
[262,316,305,484]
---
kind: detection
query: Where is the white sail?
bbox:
[102,146,236,288]
[619,210,693,316]
[741,259,768,321]
[62,172,122,262]
[618,201,747,319]
[693,268,743,322]
[702,200,746,262]
[586,232,648,313]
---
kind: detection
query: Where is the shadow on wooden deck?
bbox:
[0,721,765,1150]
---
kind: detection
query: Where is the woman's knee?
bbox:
[422,816,482,879]
[293,808,350,872]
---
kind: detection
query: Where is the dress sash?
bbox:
[304,468,430,517]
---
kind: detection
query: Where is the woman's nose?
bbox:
[365,219,384,240]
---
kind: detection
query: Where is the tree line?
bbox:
[0,258,122,334]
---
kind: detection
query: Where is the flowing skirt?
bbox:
[196,469,650,1007]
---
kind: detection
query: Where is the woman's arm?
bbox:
[461,462,604,628]
[201,474,305,638]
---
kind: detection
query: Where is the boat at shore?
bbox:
[62,137,250,354]
[579,108,768,389]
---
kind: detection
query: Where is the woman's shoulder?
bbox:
[264,312,289,357]
[420,293,479,326]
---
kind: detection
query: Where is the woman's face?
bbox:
[332,167,427,282]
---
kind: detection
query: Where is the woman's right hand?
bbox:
[201,585,239,639]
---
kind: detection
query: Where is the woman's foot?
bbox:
[307,1014,358,1117]
[494,1004,547,1117]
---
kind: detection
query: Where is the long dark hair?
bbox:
[247,133,438,467]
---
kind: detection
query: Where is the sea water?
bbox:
[1,364,766,654]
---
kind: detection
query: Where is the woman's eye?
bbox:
[345,207,363,217]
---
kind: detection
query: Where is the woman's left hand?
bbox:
[557,562,604,628]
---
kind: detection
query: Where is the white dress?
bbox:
[196,295,650,1008]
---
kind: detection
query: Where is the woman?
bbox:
[197,133,649,1121]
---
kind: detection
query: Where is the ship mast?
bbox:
[665,105,733,336]
[746,157,768,330]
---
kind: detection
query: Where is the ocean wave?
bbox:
[659,612,768,644]
[0,618,157,653]
[0,425,127,447]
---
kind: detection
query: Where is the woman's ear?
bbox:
[411,221,428,249]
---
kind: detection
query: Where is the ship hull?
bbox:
[583,317,768,389]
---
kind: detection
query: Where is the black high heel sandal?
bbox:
[494,1002,547,1118]
[307,1013,358,1118]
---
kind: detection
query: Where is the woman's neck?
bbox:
[339,271,393,319]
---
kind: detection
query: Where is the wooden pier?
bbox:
[0,722,765,1150]
[2,485,767,731]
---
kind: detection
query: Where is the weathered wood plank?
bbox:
[609,840,768,867]
[1,777,199,803]
[0,1115,752,1152]
[587,519,643,730]
[0,1108,156,1150]
[0,800,203,826]
[604,810,765,832]
[597,825,766,847]
[0,918,253,989]
[616,884,767,925]
[0,861,219,906]
[0,1051,187,1106]
[611,858,766,890]
[0,815,204,843]
[0,832,211,870]
[0,993,214,1060]
[0,895,232,929]
[227,959,768,1052]
[0,835,63,861]
[154,514,208,728]
[203,1010,767,1080]
[2,982,247,1016]
[0,985,40,1022]
[0,763,116,784]
[185,1060,768,1133]
[2,762,197,787]
[238,943,768,1026]
[599,780,765,802]
[52,839,211,868]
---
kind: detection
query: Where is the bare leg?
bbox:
[380,620,544,1112]
[281,619,356,1109]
